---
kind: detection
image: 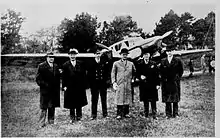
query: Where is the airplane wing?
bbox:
[1,53,97,67]
[172,49,213,56]
[1,53,95,57]
[1,43,112,67]
[1,42,111,58]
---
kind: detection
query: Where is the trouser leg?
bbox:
[100,88,107,117]
[165,102,172,117]
[209,66,212,73]
[131,85,134,103]
[91,88,99,118]
[173,102,179,117]
[48,107,55,124]
[124,105,129,116]
[39,109,47,126]
[117,105,123,117]
[76,107,82,120]
[203,66,206,73]
[151,101,157,117]
[70,108,75,121]
[144,101,149,117]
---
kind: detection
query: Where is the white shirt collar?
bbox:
[144,59,149,64]
[70,60,76,66]
[95,57,100,63]
[167,55,173,63]
[47,62,53,67]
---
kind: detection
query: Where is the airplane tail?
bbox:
[140,30,173,48]
[96,43,110,50]
[161,30,173,39]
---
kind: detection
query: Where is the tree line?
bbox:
[1,9,215,54]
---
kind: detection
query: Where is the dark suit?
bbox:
[62,60,88,121]
[137,59,160,117]
[160,56,183,117]
[87,58,109,118]
[36,61,60,125]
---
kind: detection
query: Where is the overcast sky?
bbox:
[0,0,216,36]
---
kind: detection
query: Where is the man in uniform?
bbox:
[36,51,61,128]
[62,48,88,123]
[111,48,136,119]
[137,52,160,119]
[87,49,110,120]
[160,46,183,118]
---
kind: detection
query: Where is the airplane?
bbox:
[1,30,213,67]
[108,31,173,59]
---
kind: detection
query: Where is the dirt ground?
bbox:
[1,73,215,137]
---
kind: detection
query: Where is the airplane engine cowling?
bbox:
[128,47,142,59]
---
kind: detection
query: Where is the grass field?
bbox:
[1,67,215,137]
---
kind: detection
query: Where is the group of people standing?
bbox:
[188,54,215,77]
[36,46,184,128]
[36,48,111,128]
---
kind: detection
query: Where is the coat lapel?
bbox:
[75,61,80,71]
[69,60,77,71]
[170,57,176,67]
[45,61,54,73]
[165,58,170,67]
[120,59,129,71]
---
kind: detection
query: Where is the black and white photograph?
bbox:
[0,0,217,137]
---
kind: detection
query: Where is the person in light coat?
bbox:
[111,48,136,119]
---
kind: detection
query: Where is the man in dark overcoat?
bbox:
[160,46,183,118]
[36,51,61,127]
[87,49,110,120]
[137,52,160,119]
[62,48,88,123]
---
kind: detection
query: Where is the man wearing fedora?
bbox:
[36,51,61,128]
[87,49,110,120]
[160,46,183,118]
[111,48,136,119]
[62,48,88,123]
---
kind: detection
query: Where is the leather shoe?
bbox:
[124,114,131,118]
[90,117,96,120]
[38,123,46,129]
[116,115,122,120]
[103,116,110,119]
[173,115,180,118]
[165,116,171,119]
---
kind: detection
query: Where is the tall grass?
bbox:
[1,67,37,82]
